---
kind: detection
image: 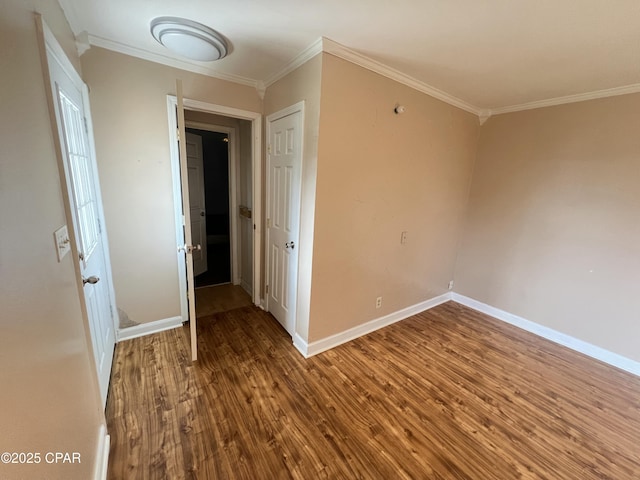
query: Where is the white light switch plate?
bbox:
[54,225,71,262]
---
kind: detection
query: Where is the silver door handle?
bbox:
[187,244,201,253]
[178,244,201,253]
[285,241,295,250]
[83,275,100,285]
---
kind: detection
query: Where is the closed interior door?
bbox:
[267,109,303,335]
[186,132,207,277]
[45,30,115,405]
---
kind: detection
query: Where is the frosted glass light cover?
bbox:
[151,17,228,62]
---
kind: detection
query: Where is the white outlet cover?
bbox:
[54,225,71,262]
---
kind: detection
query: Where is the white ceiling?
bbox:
[59,0,640,115]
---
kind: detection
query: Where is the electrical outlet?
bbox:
[400,231,408,244]
[376,296,383,309]
[448,280,454,290]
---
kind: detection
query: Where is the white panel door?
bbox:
[176,81,198,361]
[44,25,115,405]
[186,132,207,277]
[267,109,303,335]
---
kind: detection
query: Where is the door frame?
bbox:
[37,16,118,406]
[185,122,240,286]
[167,96,262,313]
[265,101,305,333]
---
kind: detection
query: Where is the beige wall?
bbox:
[308,54,479,341]
[455,94,640,362]
[264,53,323,341]
[0,2,104,479]
[81,47,261,325]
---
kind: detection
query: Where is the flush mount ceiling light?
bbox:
[150,17,228,62]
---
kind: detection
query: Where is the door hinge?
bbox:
[266,284,269,294]
[176,128,181,141]
[267,144,272,154]
[109,304,114,319]
[267,218,272,228]
[83,117,88,134]
[97,217,102,234]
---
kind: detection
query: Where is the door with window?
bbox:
[42,21,116,405]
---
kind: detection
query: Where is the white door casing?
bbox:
[186,132,207,277]
[266,105,304,335]
[167,97,263,314]
[39,19,116,406]
[176,80,198,361]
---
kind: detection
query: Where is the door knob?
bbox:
[83,275,100,285]
[285,241,295,250]
[200,211,205,217]
[186,244,202,253]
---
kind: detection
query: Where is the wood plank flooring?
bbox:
[106,302,640,479]
[195,284,253,318]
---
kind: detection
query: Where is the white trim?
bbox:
[40,16,118,408]
[452,293,640,377]
[43,20,119,337]
[488,83,640,116]
[321,38,482,116]
[185,121,241,285]
[92,424,110,480]
[294,293,452,358]
[478,111,492,125]
[262,38,324,88]
[266,100,306,123]
[57,0,83,36]
[87,34,259,88]
[167,97,263,307]
[117,316,183,342]
[167,96,189,322]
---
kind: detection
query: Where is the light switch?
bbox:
[54,225,71,262]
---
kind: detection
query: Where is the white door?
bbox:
[186,132,207,277]
[176,81,198,361]
[42,22,115,405]
[266,107,303,335]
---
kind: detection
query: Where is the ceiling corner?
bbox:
[57,0,83,35]
[262,37,324,89]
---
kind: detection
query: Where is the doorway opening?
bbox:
[185,128,232,287]
[168,96,263,327]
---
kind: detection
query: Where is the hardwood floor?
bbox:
[106,302,640,479]
[195,284,253,317]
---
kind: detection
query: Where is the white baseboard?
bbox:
[452,293,640,377]
[295,293,452,358]
[93,424,110,480]
[292,332,309,357]
[117,316,183,341]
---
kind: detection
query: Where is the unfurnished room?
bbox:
[1,1,639,479]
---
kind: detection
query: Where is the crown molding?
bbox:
[87,34,259,88]
[262,37,324,88]
[489,83,640,116]
[478,110,492,125]
[320,37,483,116]
[57,0,83,35]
